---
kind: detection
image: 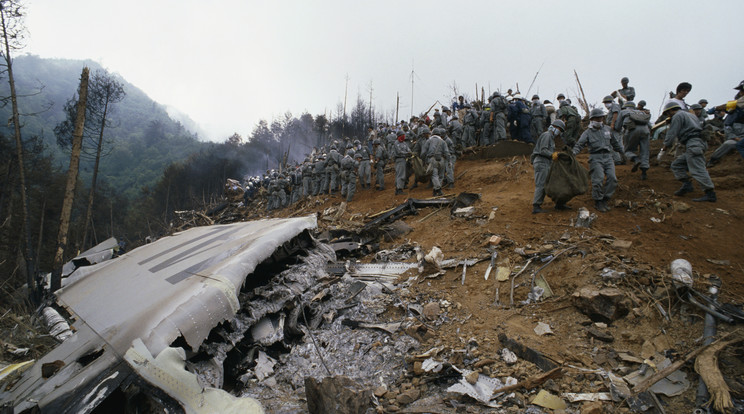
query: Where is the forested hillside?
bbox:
[0,55,204,199]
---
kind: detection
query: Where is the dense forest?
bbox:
[1,49,383,305]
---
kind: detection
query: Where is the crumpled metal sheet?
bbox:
[57,216,317,357]
[1,216,316,413]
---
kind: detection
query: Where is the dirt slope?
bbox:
[272,141,744,412]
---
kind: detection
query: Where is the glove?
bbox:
[551,152,559,161]
[726,100,737,112]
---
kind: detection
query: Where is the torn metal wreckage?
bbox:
[2,217,321,413]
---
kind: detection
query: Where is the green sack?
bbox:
[409,154,431,183]
[546,153,589,205]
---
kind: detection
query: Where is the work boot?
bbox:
[411,182,418,189]
[674,180,694,196]
[692,189,717,202]
[395,189,403,195]
[594,200,607,213]
[631,158,641,172]
[447,183,454,189]
[532,204,548,214]
[640,168,648,181]
[554,203,572,211]
[602,197,612,211]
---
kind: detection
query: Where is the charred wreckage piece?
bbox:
[1,217,325,413]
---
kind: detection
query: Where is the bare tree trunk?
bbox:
[50,67,90,292]
[81,97,109,250]
[1,5,36,301]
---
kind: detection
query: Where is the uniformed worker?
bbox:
[572,108,625,212]
[661,101,716,202]
[421,132,450,196]
[529,95,548,140]
[621,102,652,180]
[603,95,625,165]
[373,138,387,190]
[392,132,411,195]
[557,100,581,149]
[531,120,567,213]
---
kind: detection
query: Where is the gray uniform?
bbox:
[340,153,353,198]
[622,110,651,171]
[327,148,342,193]
[605,102,625,164]
[489,96,508,142]
[531,130,556,206]
[346,155,360,202]
[462,109,478,147]
[664,111,714,190]
[573,125,624,201]
[617,86,635,103]
[302,162,313,197]
[422,135,450,191]
[529,101,548,141]
[448,118,463,147]
[557,102,580,148]
[392,139,411,190]
[357,146,372,188]
[479,108,493,146]
[444,135,456,187]
[373,143,387,190]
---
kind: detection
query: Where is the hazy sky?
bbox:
[24,0,744,141]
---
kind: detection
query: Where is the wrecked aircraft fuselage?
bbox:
[1,216,317,413]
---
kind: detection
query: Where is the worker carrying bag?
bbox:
[546,153,589,205]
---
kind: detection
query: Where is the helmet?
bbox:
[735,80,744,90]
[346,142,352,149]
[621,77,629,83]
[506,96,513,102]
[442,105,450,112]
[354,152,362,159]
[663,101,681,113]
[690,103,702,110]
[513,94,522,100]
[557,93,565,99]
[551,119,566,131]
[464,103,472,108]
[559,100,569,107]
[373,138,381,145]
[602,95,614,103]
[419,126,431,135]
[492,91,501,97]
[532,94,539,100]
[623,101,636,108]
[698,99,708,105]
[432,127,446,136]
[638,100,647,107]
[353,139,360,145]
[589,108,605,119]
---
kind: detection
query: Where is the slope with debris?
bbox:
[256,141,744,413]
[1,142,742,413]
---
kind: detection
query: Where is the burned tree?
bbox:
[55,70,125,250]
[50,67,89,292]
[0,0,37,300]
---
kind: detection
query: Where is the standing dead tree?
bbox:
[0,0,37,301]
[50,67,90,292]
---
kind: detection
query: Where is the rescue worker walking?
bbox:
[661,101,716,202]
[421,132,450,196]
[572,108,625,212]
[531,120,567,213]
[373,138,387,190]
